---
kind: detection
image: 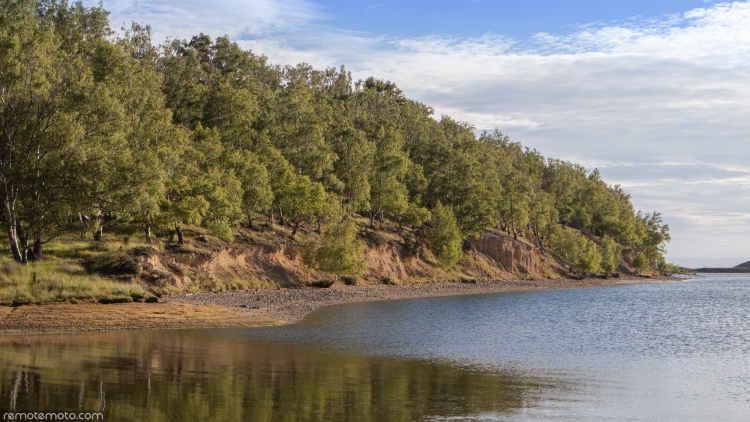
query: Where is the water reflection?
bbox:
[4,275,750,421]
[0,330,546,421]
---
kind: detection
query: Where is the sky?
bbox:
[86,0,750,268]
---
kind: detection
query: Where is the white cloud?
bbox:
[93,0,750,259]
[89,0,325,43]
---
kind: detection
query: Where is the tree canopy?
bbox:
[0,1,671,271]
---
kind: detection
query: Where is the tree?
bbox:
[632,252,648,275]
[576,238,601,274]
[548,227,601,275]
[0,3,670,269]
[599,235,623,276]
[89,23,183,245]
[635,211,671,264]
[159,125,243,243]
[657,260,684,276]
[306,220,366,275]
[368,126,409,227]
[278,174,326,238]
[426,203,463,269]
[273,66,336,180]
[332,126,374,215]
[401,203,431,229]
[0,0,129,262]
[225,150,273,228]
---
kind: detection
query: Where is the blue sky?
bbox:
[90,0,750,267]
[310,0,713,39]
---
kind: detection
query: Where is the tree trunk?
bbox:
[510,198,517,240]
[278,205,286,226]
[291,221,300,238]
[7,225,23,263]
[267,208,274,227]
[30,238,43,261]
[4,199,23,262]
[93,213,104,241]
[316,219,321,234]
[247,215,254,229]
[145,226,153,244]
[369,211,376,228]
[19,235,29,264]
[93,224,103,241]
[176,226,184,245]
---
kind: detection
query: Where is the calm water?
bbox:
[1,274,749,421]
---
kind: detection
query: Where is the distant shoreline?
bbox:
[0,276,679,336]
[693,268,750,273]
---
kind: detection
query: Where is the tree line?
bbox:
[0,0,670,272]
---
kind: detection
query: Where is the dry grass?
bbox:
[0,231,155,304]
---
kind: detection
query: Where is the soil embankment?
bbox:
[0,275,677,335]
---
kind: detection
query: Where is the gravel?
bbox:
[164,276,668,324]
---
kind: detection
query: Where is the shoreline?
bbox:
[0,276,679,335]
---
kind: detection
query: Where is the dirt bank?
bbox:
[0,276,678,335]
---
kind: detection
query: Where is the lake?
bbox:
[2,274,749,421]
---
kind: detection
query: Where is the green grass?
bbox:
[0,230,157,304]
[0,256,147,304]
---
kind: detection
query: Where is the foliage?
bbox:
[599,235,623,275]
[0,4,670,267]
[306,220,366,275]
[426,203,464,269]
[632,252,649,274]
[656,260,685,276]
[401,203,432,228]
[548,227,602,274]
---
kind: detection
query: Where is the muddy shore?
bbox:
[0,276,678,335]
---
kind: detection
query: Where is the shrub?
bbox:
[381,276,397,285]
[341,275,359,286]
[309,279,336,288]
[129,246,158,257]
[86,252,140,276]
[459,275,477,284]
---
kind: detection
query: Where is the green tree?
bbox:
[369,126,410,227]
[549,227,601,275]
[159,125,243,243]
[307,220,366,275]
[332,126,374,215]
[577,238,602,274]
[599,235,623,275]
[426,203,463,269]
[0,0,131,262]
[635,211,671,264]
[278,174,327,238]
[401,203,431,229]
[632,251,649,275]
[274,66,337,180]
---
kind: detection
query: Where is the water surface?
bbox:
[2,275,749,420]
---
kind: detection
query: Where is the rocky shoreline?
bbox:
[0,276,679,335]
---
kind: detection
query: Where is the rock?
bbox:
[469,232,540,275]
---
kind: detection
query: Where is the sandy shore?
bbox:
[0,276,677,335]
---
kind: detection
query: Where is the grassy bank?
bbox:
[0,231,155,305]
